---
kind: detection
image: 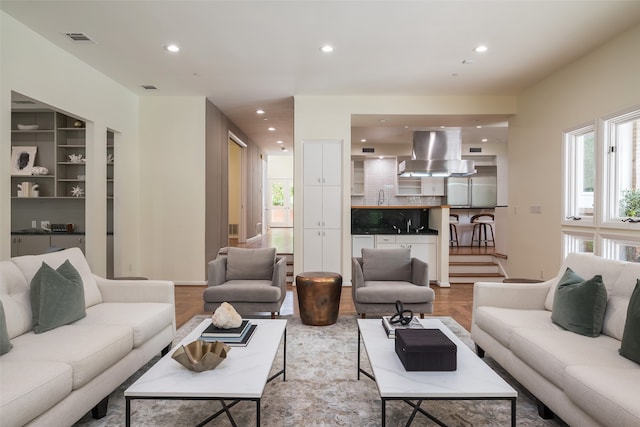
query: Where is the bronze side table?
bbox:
[296,271,342,326]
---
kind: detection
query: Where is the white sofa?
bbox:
[0,248,176,427]
[471,252,639,427]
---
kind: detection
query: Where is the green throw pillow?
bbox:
[30,260,86,334]
[619,280,640,363]
[551,267,608,337]
[0,300,12,355]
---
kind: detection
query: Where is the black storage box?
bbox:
[395,329,457,371]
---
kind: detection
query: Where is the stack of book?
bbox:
[381,315,424,338]
[199,319,257,347]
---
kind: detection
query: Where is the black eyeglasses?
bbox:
[389,300,413,325]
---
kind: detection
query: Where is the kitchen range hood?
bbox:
[398,130,476,177]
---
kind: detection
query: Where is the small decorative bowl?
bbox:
[17,124,40,130]
[171,340,230,372]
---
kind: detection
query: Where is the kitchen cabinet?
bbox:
[352,235,375,257]
[351,159,364,196]
[10,234,86,257]
[51,234,85,253]
[303,140,342,273]
[11,235,52,257]
[397,176,445,196]
[374,234,437,281]
[303,141,341,186]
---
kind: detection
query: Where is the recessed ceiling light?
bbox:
[320,45,334,53]
[474,45,488,53]
[482,138,488,142]
[256,109,265,115]
[379,119,387,123]
[268,127,276,131]
[276,140,283,144]
[476,125,482,129]
[378,156,384,159]
[165,44,180,53]
[360,139,367,143]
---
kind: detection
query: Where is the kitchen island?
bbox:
[351,205,450,287]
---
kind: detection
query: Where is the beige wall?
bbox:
[506,23,640,280]
[138,96,207,281]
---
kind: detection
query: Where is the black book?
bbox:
[201,320,251,338]
[200,324,257,347]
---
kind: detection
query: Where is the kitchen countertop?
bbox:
[12,230,113,235]
[351,205,449,209]
[352,228,438,235]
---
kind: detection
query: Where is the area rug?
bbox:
[74,316,567,426]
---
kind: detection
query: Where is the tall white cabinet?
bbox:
[302,140,342,273]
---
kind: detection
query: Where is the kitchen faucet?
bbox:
[406,218,411,233]
[377,189,385,206]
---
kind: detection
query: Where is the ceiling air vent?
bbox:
[362,148,375,153]
[64,32,96,43]
[469,147,482,153]
[141,85,158,90]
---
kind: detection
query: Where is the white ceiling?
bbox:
[3,1,640,155]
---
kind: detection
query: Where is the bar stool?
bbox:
[471,213,495,247]
[449,214,459,247]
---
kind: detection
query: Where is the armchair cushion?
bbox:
[225,247,276,281]
[362,248,411,282]
[619,280,640,363]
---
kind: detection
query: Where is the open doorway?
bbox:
[228,132,246,246]
[266,155,293,229]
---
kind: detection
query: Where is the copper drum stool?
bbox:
[296,272,342,326]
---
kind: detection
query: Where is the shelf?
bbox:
[58,127,85,131]
[11,129,54,133]
[11,196,56,199]
[11,175,54,178]
[57,145,86,148]
[58,162,86,165]
[58,179,85,182]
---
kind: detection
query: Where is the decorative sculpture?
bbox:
[211,302,242,329]
[71,186,84,197]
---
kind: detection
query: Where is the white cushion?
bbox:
[545,253,625,311]
[10,247,103,308]
[0,261,32,338]
[603,262,640,340]
[474,306,558,348]
[564,366,640,427]
[510,328,637,389]
[77,302,174,347]
[2,324,132,389]
[0,360,72,427]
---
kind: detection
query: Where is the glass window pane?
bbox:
[564,126,594,221]
[610,111,640,218]
[617,243,640,263]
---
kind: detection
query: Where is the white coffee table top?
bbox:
[125,319,287,399]
[357,319,516,399]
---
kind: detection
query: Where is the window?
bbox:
[563,125,595,224]
[601,234,640,263]
[563,231,594,259]
[604,107,640,223]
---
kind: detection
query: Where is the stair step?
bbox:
[449,254,495,263]
[449,272,505,284]
[449,262,501,274]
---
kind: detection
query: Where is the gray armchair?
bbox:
[203,247,287,318]
[351,248,434,318]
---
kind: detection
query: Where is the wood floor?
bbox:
[185,228,476,331]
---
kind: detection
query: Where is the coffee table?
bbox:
[357,318,517,426]
[125,318,287,426]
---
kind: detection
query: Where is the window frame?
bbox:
[562,122,596,227]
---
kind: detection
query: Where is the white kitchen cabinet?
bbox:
[303,141,341,186]
[303,185,341,229]
[373,234,437,281]
[397,176,445,196]
[352,235,375,257]
[303,140,342,273]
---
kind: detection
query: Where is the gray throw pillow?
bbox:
[0,300,12,355]
[362,248,412,282]
[30,260,86,334]
[619,280,640,363]
[225,247,276,281]
[551,267,607,337]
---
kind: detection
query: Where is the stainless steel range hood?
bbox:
[398,130,476,177]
